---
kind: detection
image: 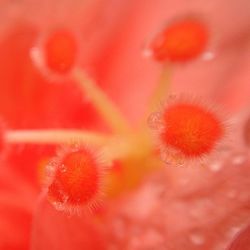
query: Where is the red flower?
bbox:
[0,0,250,250]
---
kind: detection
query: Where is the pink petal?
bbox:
[31,195,106,250]
[227,224,250,250]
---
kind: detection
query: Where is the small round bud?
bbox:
[44,29,77,74]
[150,17,208,62]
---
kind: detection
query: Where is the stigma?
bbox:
[150,17,208,63]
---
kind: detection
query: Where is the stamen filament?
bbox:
[148,64,172,113]
[5,129,108,145]
[5,129,135,161]
[139,64,172,127]
[72,68,131,134]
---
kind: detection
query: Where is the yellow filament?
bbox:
[72,68,131,134]
[5,129,109,146]
[148,64,171,112]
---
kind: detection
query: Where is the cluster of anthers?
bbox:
[0,16,229,214]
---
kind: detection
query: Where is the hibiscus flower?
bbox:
[0,0,249,250]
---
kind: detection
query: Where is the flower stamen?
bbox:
[33,29,131,134]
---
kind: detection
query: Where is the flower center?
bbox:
[1,25,228,212]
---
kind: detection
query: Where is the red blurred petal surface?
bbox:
[227,224,250,250]
[31,196,106,250]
